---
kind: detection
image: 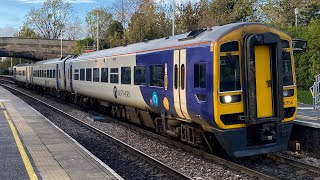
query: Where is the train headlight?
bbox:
[224,96,232,103]
[283,89,294,97]
[220,94,242,104]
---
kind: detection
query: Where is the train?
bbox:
[13,22,305,157]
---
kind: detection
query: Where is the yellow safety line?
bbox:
[0,102,4,108]
[3,110,38,180]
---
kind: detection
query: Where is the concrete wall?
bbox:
[0,37,76,61]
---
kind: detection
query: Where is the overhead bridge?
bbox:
[0,37,76,61]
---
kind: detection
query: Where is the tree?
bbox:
[86,8,113,42]
[175,2,200,34]
[75,38,95,54]
[24,0,78,39]
[14,24,38,38]
[274,20,320,89]
[65,17,83,40]
[206,0,256,26]
[110,0,144,28]
[125,0,171,43]
[107,20,124,47]
[260,0,320,26]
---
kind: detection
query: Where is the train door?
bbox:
[173,49,191,120]
[69,63,74,92]
[56,64,60,90]
[25,67,28,83]
[13,67,16,79]
[243,33,283,124]
[30,66,33,84]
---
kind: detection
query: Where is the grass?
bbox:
[297,90,313,104]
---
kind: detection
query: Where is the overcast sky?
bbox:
[0,0,195,37]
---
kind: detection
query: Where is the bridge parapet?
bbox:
[0,37,76,61]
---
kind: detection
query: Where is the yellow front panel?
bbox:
[255,45,273,117]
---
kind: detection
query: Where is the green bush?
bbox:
[297,90,313,104]
[276,20,320,90]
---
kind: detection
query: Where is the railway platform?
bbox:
[0,86,122,180]
[295,103,320,128]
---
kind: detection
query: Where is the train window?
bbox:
[282,52,294,86]
[220,41,239,52]
[74,69,79,80]
[282,40,290,48]
[101,68,108,83]
[110,68,119,83]
[47,70,49,78]
[111,68,118,73]
[174,64,178,89]
[194,63,206,89]
[150,65,164,87]
[121,67,131,84]
[219,55,241,92]
[93,68,99,82]
[134,66,146,85]
[50,70,53,78]
[86,68,92,81]
[23,71,25,76]
[80,69,85,81]
[53,70,56,78]
[59,69,61,79]
[181,64,185,90]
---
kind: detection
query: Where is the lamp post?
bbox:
[60,26,63,58]
[295,8,299,27]
[172,0,175,36]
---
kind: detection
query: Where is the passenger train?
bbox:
[14,22,305,157]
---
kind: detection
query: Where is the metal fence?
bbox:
[310,74,320,110]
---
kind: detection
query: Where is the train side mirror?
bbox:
[292,39,307,53]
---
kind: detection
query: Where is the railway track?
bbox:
[0,82,191,180]
[2,81,320,179]
[0,80,276,179]
[269,153,320,175]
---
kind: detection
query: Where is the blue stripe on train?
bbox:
[136,45,215,127]
[136,50,178,116]
[185,45,215,127]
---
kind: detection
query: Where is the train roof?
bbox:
[69,22,286,62]
[33,57,63,65]
[14,63,32,67]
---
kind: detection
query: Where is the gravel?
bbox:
[9,88,178,180]
[6,84,251,180]
[3,79,320,180]
[232,155,320,180]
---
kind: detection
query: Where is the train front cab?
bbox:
[212,24,299,157]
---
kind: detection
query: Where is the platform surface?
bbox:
[0,86,122,180]
[295,103,320,128]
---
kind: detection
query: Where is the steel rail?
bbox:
[269,153,320,175]
[1,83,276,180]
[112,116,277,180]
[0,83,192,180]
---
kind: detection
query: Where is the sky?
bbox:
[0,0,112,37]
[0,0,192,37]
